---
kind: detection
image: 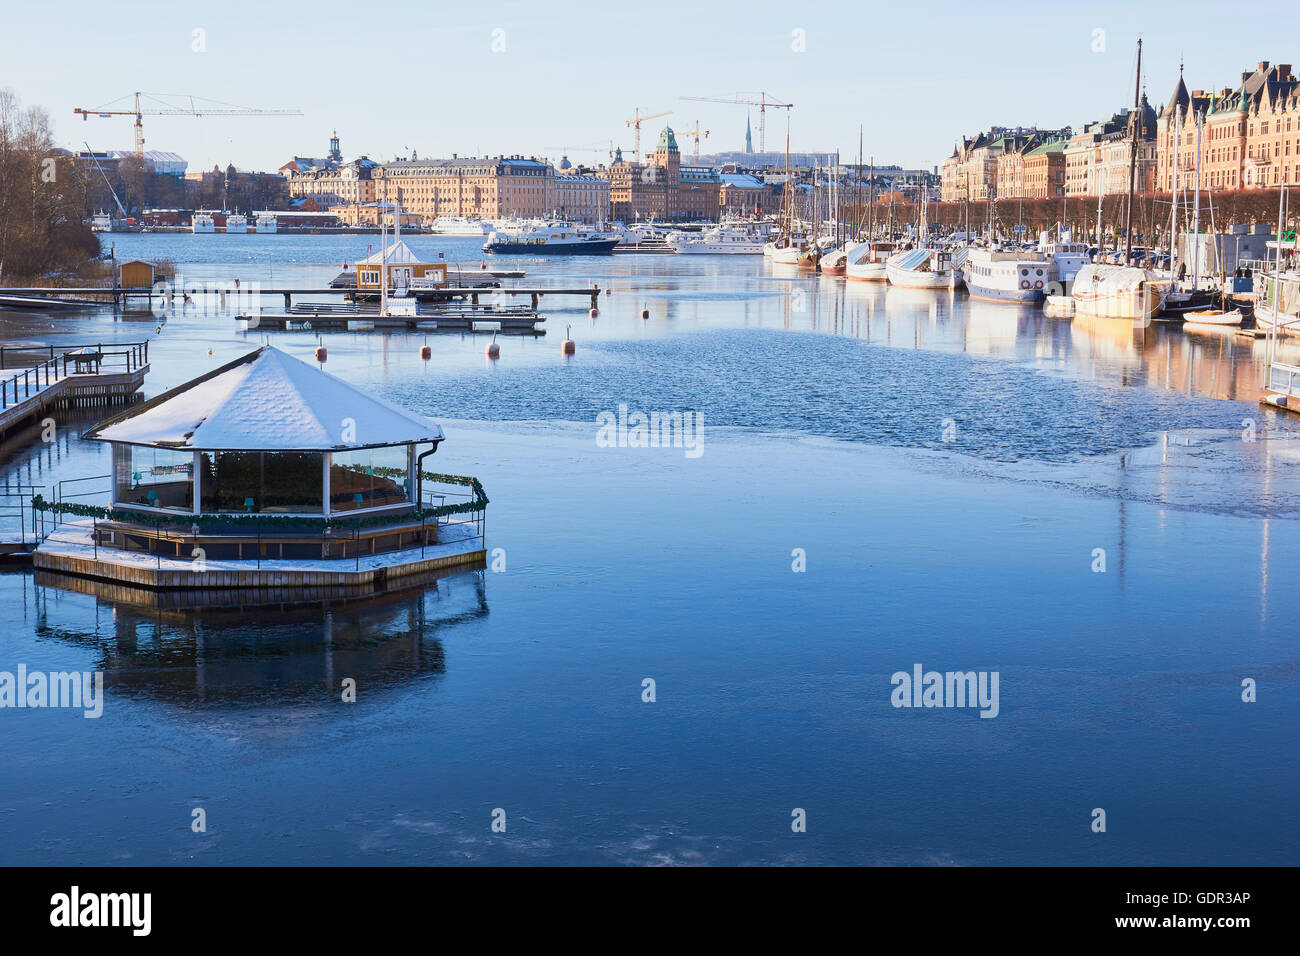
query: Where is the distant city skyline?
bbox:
[6,0,1295,173]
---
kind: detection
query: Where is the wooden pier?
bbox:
[241,302,547,333]
[0,342,150,441]
[0,280,598,312]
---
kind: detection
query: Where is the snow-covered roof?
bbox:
[358,239,428,266]
[84,346,443,450]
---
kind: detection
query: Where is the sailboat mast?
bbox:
[1270,184,1286,362]
[1192,109,1203,291]
[1124,38,1142,263]
[869,155,875,236]
[1170,104,1181,278]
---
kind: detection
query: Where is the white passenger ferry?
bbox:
[191,211,216,234]
[429,216,493,236]
[962,248,1050,304]
[670,224,765,255]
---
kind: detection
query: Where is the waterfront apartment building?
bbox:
[1063,107,1151,198]
[941,127,1070,202]
[1156,61,1300,192]
[719,173,774,216]
[555,169,611,223]
[372,157,556,219]
[608,128,720,221]
[1021,140,1068,198]
[286,157,378,207]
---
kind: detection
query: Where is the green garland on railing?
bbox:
[30,472,488,532]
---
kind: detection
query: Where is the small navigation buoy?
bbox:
[420,344,431,360]
[486,332,500,359]
[562,325,576,355]
[589,308,598,318]
[605,288,612,296]
[481,262,487,269]
[207,348,213,355]
[641,307,650,320]
[315,346,327,362]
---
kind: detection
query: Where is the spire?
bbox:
[745,115,753,153]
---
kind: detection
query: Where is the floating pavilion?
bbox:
[31,346,487,593]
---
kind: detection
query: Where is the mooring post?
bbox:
[531,293,539,309]
[284,292,292,308]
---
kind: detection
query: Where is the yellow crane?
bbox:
[678,121,710,163]
[74,92,303,160]
[679,92,792,153]
[625,108,671,162]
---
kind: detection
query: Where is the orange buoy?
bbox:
[605,288,612,296]
[486,332,500,359]
[589,308,598,318]
[314,346,327,362]
[562,325,576,355]
[641,308,650,319]
[481,262,487,269]
[420,345,431,360]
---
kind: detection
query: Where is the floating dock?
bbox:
[0,342,150,441]
[32,519,486,591]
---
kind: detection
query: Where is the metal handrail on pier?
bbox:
[0,342,149,410]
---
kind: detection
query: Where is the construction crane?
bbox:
[625,108,671,162]
[679,92,792,153]
[678,121,710,163]
[74,92,303,160]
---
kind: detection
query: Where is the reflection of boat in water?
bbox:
[31,568,488,706]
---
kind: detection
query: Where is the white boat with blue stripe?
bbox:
[962,247,1050,304]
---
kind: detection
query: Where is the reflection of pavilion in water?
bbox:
[28,568,488,706]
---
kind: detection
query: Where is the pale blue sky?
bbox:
[4,0,1296,172]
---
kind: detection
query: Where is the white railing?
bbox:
[1268,362,1300,397]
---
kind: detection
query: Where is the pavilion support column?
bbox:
[322,453,331,519]
[192,451,202,515]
